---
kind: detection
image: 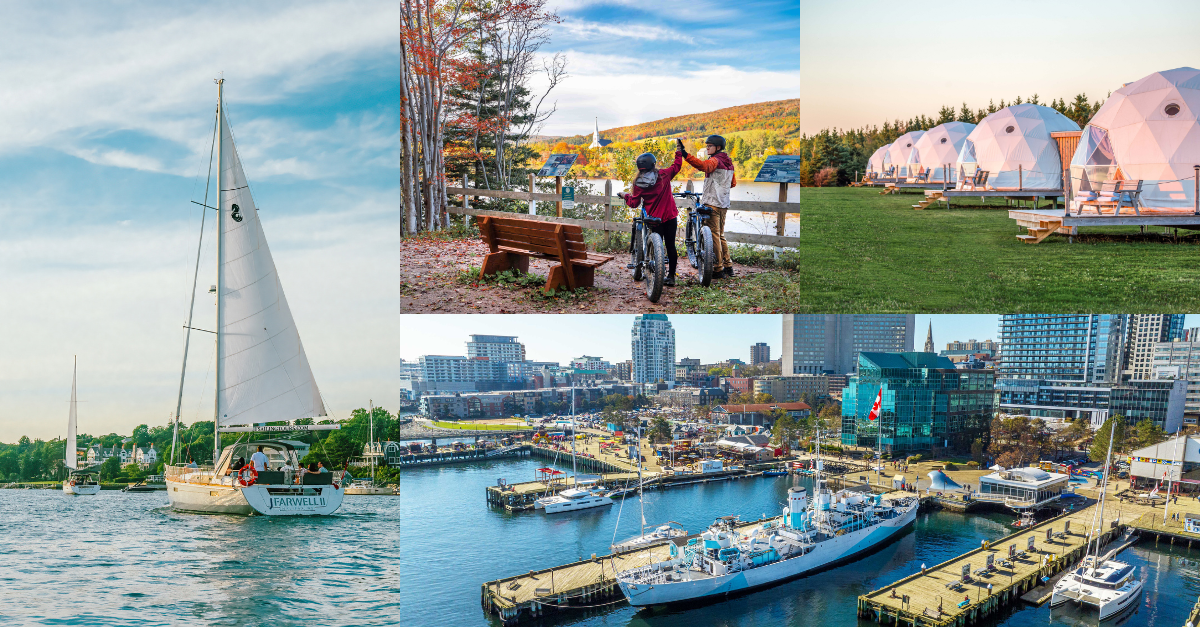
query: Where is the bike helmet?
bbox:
[705,135,726,151]
[635,152,657,171]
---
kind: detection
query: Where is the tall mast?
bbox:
[370,399,375,481]
[1164,428,1183,521]
[637,423,644,536]
[213,77,225,466]
[1090,418,1117,571]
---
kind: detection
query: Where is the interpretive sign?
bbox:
[537,153,578,177]
[754,155,803,183]
[562,186,575,210]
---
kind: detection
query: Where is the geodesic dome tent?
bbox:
[868,144,891,174]
[911,122,976,183]
[1071,67,1200,211]
[960,104,1079,189]
[886,131,925,178]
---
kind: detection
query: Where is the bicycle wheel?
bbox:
[631,225,644,282]
[644,231,665,303]
[698,225,714,287]
[684,217,699,269]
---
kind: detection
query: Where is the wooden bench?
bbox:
[477,215,614,293]
[1077,179,1143,216]
[960,169,989,191]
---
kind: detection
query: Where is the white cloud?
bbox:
[528,52,799,136]
[558,19,695,44]
[0,1,398,175]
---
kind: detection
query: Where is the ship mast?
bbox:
[213,77,225,466]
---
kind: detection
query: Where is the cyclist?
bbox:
[684,134,736,278]
[617,146,684,285]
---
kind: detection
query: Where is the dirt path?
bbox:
[399,234,767,313]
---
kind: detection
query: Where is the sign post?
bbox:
[536,154,579,218]
[754,155,803,259]
[562,186,575,211]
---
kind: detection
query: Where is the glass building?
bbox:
[841,352,995,455]
[631,314,676,384]
[782,314,915,376]
[998,314,1124,383]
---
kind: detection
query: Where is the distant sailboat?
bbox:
[63,357,100,495]
[164,80,344,516]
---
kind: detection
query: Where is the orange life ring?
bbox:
[239,466,258,487]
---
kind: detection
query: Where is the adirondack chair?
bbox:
[960,169,989,191]
[1076,180,1142,216]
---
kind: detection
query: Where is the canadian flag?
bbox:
[868,387,883,421]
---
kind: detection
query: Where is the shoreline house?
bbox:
[976,467,1068,510]
[1130,434,1200,492]
[134,444,158,468]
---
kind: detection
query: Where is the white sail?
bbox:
[65,359,77,470]
[216,111,324,427]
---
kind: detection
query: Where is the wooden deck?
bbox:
[1008,208,1200,243]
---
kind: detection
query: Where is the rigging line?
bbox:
[184,326,216,334]
[191,201,217,210]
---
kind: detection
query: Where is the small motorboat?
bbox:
[1012,511,1036,528]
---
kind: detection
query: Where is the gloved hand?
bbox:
[617,192,627,199]
[676,138,687,156]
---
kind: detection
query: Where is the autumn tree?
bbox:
[988,414,1048,468]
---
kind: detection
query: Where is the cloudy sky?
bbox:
[800,0,1200,134]
[535,0,800,136]
[0,2,402,442]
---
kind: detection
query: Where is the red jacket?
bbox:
[624,151,683,221]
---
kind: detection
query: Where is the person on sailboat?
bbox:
[228,457,246,474]
[317,462,330,473]
[186,459,198,469]
[251,446,269,472]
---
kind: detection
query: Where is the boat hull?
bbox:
[619,504,917,607]
[167,479,344,516]
[63,483,101,495]
[1050,579,1142,620]
[544,496,612,514]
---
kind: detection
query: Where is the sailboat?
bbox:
[345,400,400,495]
[164,80,344,516]
[535,389,612,514]
[612,424,686,551]
[62,357,100,495]
[1051,419,1143,619]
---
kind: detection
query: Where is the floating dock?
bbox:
[857,505,1123,627]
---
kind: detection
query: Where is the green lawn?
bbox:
[674,187,1200,312]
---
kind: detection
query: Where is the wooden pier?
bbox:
[389,444,531,468]
[857,504,1123,627]
[480,517,775,626]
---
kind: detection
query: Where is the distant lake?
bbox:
[584,178,801,238]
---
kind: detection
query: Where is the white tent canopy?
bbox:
[912,122,976,182]
[868,144,891,174]
[959,104,1079,190]
[1072,67,1200,210]
[886,131,925,178]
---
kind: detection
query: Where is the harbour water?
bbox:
[4,457,1198,626]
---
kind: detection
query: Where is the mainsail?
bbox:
[66,358,77,471]
[216,111,324,427]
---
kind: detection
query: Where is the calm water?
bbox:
[3,458,1197,626]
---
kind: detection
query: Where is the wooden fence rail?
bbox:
[446,184,802,248]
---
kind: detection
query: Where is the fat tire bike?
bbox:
[673,190,715,287]
[628,206,666,303]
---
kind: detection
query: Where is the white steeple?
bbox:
[589,117,604,149]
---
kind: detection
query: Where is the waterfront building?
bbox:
[466,335,526,363]
[753,375,829,402]
[1123,314,1186,380]
[711,402,810,426]
[1129,435,1199,486]
[781,314,915,376]
[998,379,1185,430]
[750,342,771,365]
[977,468,1068,509]
[1152,340,1200,424]
[419,355,508,391]
[841,352,995,455]
[134,444,158,467]
[631,314,676,384]
[571,355,610,371]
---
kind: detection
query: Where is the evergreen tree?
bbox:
[1089,415,1127,462]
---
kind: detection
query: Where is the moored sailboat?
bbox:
[62,357,100,496]
[164,79,344,516]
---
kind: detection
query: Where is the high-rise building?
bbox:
[841,352,996,455]
[998,314,1124,383]
[1152,340,1200,425]
[781,314,915,376]
[631,314,676,384]
[466,335,526,363]
[1123,314,1186,380]
[997,314,1186,431]
[942,339,999,358]
[753,375,829,402]
[750,342,771,365]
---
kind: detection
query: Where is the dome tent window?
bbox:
[1165,103,1181,117]
[940,138,947,144]
[1005,126,1015,133]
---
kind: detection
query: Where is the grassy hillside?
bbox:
[552,99,800,144]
